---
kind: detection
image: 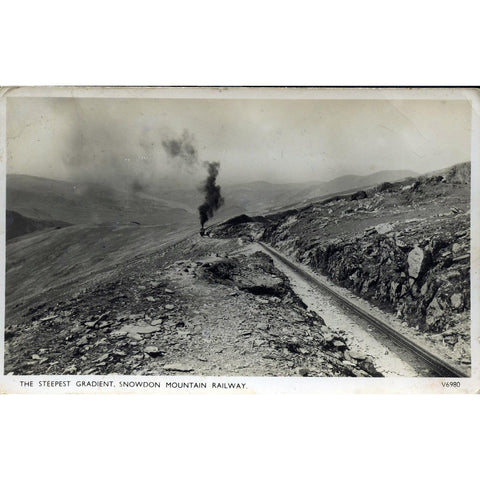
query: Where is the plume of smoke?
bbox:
[198,162,224,227]
[161,130,198,169]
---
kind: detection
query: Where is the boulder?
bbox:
[407,247,430,279]
[144,346,163,357]
[452,243,464,254]
[163,363,194,372]
[375,223,394,235]
[348,350,366,361]
[350,190,368,201]
[77,336,89,347]
[450,293,463,310]
[426,297,444,329]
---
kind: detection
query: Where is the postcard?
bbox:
[1,86,478,393]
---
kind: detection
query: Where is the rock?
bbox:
[323,332,335,343]
[375,223,394,235]
[165,288,174,294]
[426,297,444,328]
[96,353,110,363]
[348,350,367,361]
[165,304,175,310]
[441,329,456,337]
[298,367,310,377]
[407,247,430,279]
[452,254,469,263]
[390,280,400,298]
[146,296,156,302]
[132,325,161,335]
[350,190,368,201]
[77,336,89,346]
[163,363,194,372]
[151,319,163,326]
[83,367,98,375]
[446,270,461,280]
[256,297,270,304]
[39,314,58,322]
[263,353,278,360]
[333,340,346,348]
[128,333,142,341]
[352,368,370,377]
[452,243,462,254]
[450,293,463,309]
[114,324,161,341]
[144,346,163,357]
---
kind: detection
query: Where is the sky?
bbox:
[6,96,472,187]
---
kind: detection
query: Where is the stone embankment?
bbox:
[214,163,471,363]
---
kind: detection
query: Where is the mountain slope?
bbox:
[6,210,71,240]
[7,174,197,226]
[210,162,471,367]
[7,169,418,229]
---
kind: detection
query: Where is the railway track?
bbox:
[258,241,468,378]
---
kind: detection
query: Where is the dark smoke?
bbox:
[198,162,224,227]
[161,130,198,169]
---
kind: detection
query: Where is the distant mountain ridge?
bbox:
[6,167,421,238]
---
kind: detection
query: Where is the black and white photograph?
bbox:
[1,87,478,392]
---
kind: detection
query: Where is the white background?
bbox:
[1,1,478,479]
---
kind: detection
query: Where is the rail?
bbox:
[258,241,468,378]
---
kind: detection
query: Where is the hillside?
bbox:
[6,169,417,234]
[7,174,198,226]
[211,162,471,366]
[4,163,470,377]
[221,169,417,213]
[291,169,418,206]
[6,210,70,240]
[5,235,383,377]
